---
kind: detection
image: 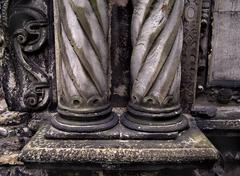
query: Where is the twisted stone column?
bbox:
[122,0,188,137]
[51,0,118,133]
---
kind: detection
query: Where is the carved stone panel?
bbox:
[181,0,203,112]
[208,0,240,87]
[2,0,56,112]
[193,0,240,130]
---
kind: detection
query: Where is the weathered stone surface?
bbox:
[0,167,48,176]
[0,153,22,166]
[213,0,240,12]
[208,1,240,87]
[0,165,229,176]
[193,0,240,132]
[0,111,30,126]
[0,166,226,176]
[27,112,51,132]
[110,1,132,107]
[196,118,240,131]
[20,115,219,167]
[0,127,8,138]
[193,104,240,130]
[0,103,33,163]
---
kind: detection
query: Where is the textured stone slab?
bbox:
[0,153,22,165]
[213,0,240,12]
[196,118,240,131]
[192,104,240,130]
[20,122,219,165]
[208,1,240,87]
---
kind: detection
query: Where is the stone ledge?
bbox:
[196,118,240,131]
[20,121,219,166]
[192,104,240,131]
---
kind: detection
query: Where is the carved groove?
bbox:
[131,0,184,108]
[56,0,110,113]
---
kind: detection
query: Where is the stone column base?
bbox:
[20,115,219,167]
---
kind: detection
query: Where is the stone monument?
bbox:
[3,0,233,172]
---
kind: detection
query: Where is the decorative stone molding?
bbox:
[2,0,55,111]
[181,0,203,112]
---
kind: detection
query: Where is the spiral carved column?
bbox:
[51,0,118,133]
[122,0,189,137]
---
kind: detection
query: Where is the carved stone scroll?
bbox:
[51,0,118,133]
[2,0,55,112]
[122,0,188,137]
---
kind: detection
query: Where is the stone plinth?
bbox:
[20,115,219,168]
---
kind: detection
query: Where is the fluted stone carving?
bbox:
[122,0,188,136]
[51,0,118,133]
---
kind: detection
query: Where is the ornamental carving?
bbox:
[2,0,55,111]
[121,0,188,137]
[130,0,183,109]
[51,0,118,133]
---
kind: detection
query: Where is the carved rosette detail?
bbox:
[130,0,184,112]
[56,0,110,115]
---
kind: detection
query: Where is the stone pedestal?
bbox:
[20,115,219,168]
